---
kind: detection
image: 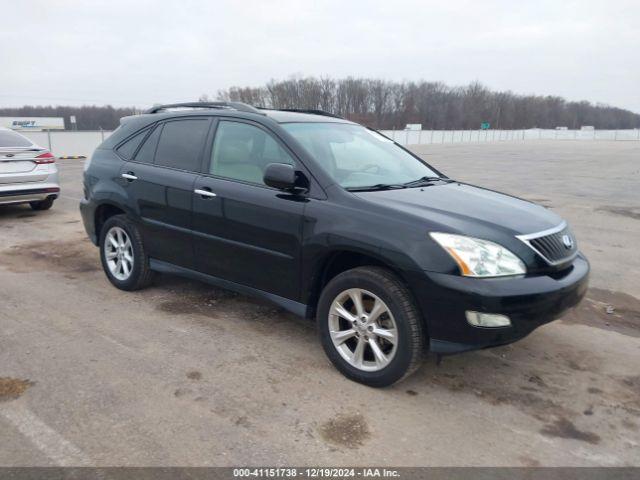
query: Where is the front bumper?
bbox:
[409,254,590,354]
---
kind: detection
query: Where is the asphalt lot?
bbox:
[1,140,639,466]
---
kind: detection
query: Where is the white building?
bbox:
[0,117,65,131]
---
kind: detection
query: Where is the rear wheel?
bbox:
[99,215,153,291]
[317,266,425,387]
[29,197,55,211]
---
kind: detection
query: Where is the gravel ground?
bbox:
[0,140,638,467]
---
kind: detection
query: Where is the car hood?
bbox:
[352,182,563,237]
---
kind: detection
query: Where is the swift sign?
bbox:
[0,117,65,131]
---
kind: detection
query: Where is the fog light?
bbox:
[466,311,511,328]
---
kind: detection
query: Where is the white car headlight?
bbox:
[430,232,526,277]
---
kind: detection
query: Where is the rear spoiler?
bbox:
[119,115,137,126]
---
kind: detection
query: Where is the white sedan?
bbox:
[0,127,59,210]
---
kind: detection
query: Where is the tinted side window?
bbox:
[0,130,32,148]
[210,121,294,185]
[134,125,161,164]
[116,128,148,160]
[154,119,209,171]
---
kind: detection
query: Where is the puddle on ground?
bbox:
[319,413,370,448]
[0,238,99,274]
[562,288,640,337]
[0,377,33,401]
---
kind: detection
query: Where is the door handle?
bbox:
[194,188,217,198]
[121,172,137,181]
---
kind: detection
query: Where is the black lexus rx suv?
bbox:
[81,102,589,387]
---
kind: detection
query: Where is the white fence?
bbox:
[20,130,113,157]
[381,128,640,146]
[18,128,640,157]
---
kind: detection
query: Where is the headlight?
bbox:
[430,232,526,277]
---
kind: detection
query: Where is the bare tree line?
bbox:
[3,78,638,130]
[0,105,137,130]
[215,77,640,130]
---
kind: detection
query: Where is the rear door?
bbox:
[119,117,211,269]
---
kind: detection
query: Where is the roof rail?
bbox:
[276,108,344,119]
[145,102,264,115]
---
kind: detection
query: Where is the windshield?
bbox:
[281,123,440,189]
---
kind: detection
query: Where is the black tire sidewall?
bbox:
[30,197,54,210]
[317,269,419,387]
[99,216,146,290]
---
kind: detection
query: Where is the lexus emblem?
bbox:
[562,234,574,249]
[5,153,14,157]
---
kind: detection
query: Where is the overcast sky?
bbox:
[2,0,639,112]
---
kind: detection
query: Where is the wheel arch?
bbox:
[94,201,131,242]
[305,248,426,328]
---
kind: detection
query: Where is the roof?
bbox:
[138,102,353,125]
[261,109,353,124]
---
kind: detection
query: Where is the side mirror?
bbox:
[264,163,297,191]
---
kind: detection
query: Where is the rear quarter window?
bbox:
[0,130,33,148]
[116,128,149,160]
[134,126,162,164]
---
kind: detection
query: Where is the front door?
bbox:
[192,119,305,300]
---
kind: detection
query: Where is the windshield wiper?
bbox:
[346,183,407,192]
[402,176,453,187]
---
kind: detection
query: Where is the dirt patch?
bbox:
[597,205,640,221]
[174,388,193,398]
[518,455,542,467]
[540,417,601,444]
[561,288,640,337]
[621,375,640,395]
[319,413,370,448]
[528,374,546,388]
[0,377,33,402]
[155,281,239,316]
[234,416,251,428]
[152,277,308,337]
[527,198,553,208]
[186,370,202,380]
[428,367,569,422]
[0,238,99,274]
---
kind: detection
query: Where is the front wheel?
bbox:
[317,266,425,387]
[99,215,153,291]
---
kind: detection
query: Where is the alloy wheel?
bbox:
[328,288,398,372]
[104,226,134,281]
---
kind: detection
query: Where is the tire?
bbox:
[317,266,425,387]
[29,197,55,211]
[99,214,154,291]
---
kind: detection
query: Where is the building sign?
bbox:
[480,122,490,130]
[0,117,65,131]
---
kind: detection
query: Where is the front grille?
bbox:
[518,223,578,266]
